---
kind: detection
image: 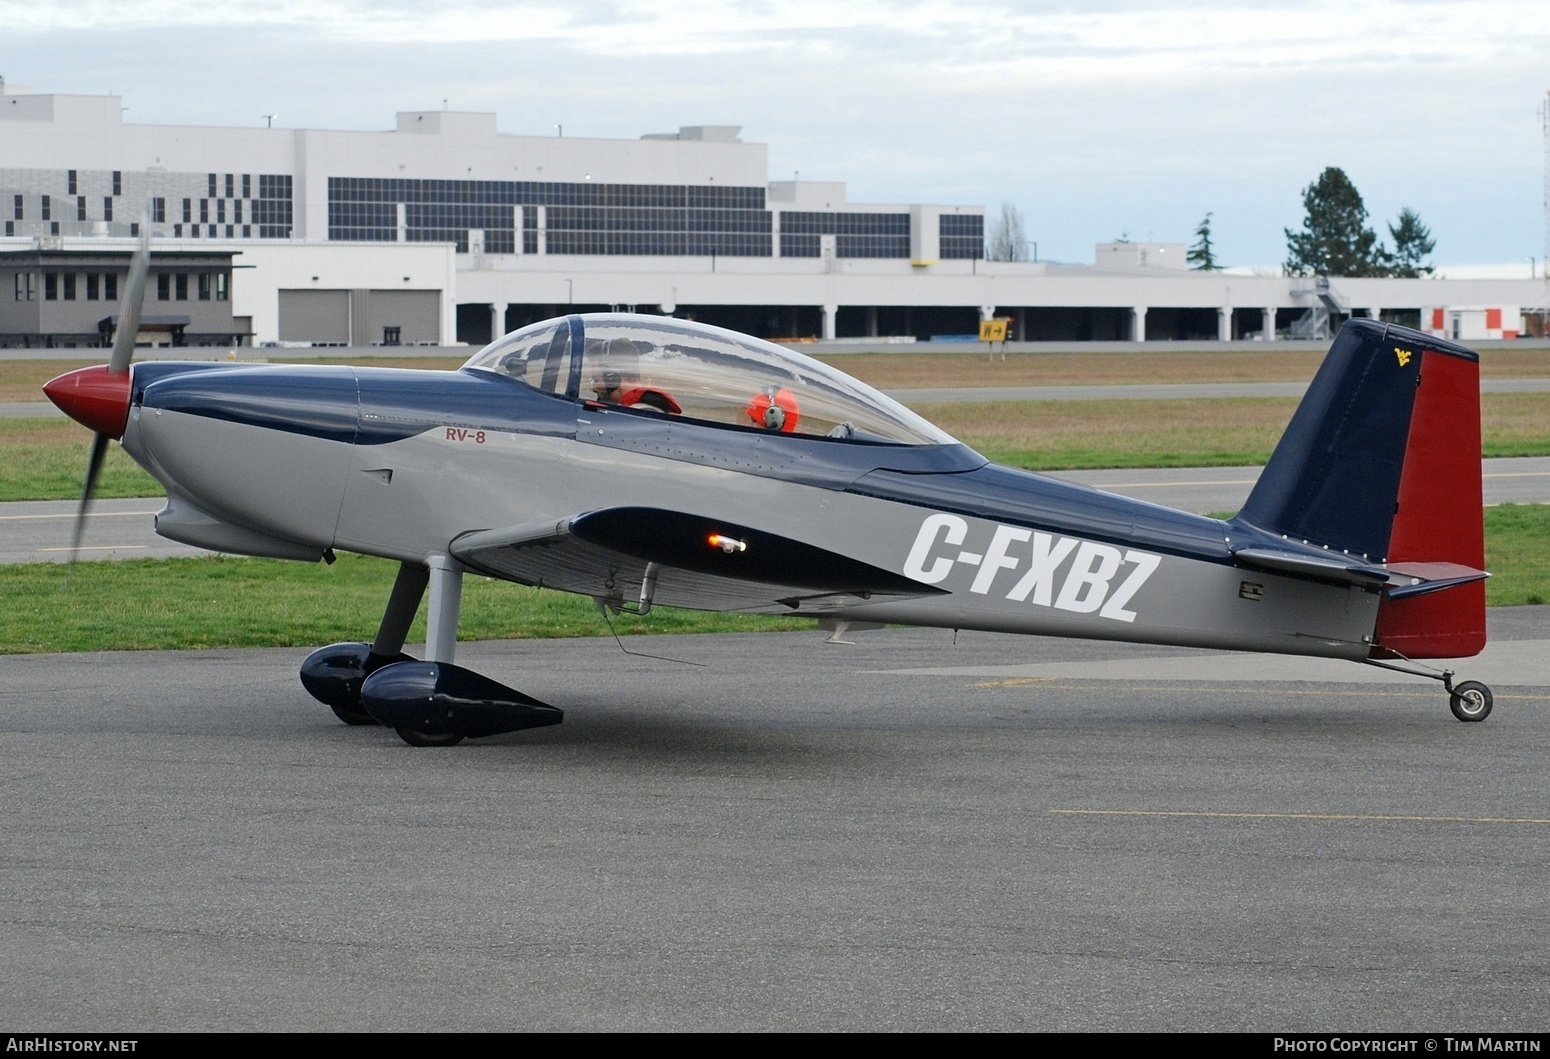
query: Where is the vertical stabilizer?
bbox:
[1371,342,1486,657]
[1234,319,1485,658]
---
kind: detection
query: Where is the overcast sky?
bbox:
[5,0,1546,268]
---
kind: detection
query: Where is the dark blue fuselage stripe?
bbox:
[138,364,368,443]
[847,464,1256,566]
[136,363,585,446]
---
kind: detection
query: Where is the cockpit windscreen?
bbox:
[464,314,958,446]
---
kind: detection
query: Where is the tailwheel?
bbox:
[396,727,465,748]
[1365,660,1496,725]
[1449,680,1493,723]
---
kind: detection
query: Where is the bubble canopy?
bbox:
[462,314,959,447]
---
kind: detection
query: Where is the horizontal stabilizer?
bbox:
[1230,547,1389,586]
[1381,562,1489,601]
[1232,549,1487,599]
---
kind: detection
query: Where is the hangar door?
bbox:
[355,289,440,345]
[278,290,350,345]
[278,289,441,345]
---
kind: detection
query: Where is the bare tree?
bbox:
[985,202,1030,262]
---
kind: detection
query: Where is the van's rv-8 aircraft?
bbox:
[44,235,1493,745]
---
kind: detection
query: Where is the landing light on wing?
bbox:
[708,533,747,554]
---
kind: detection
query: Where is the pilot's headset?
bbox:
[746,386,800,433]
[602,337,640,390]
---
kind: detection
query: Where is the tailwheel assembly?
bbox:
[1447,679,1492,723]
[1363,659,1495,723]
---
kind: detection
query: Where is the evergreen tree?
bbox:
[1283,167,1383,277]
[1386,207,1436,277]
[1188,212,1221,270]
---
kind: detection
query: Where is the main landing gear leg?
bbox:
[360,552,563,747]
[385,556,467,746]
[1363,659,1494,723]
[299,560,429,726]
[424,553,462,666]
[372,561,431,663]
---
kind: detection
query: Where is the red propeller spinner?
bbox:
[43,364,133,440]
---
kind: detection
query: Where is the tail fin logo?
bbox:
[1394,347,1412,367]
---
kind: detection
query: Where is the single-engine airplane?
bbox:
[44,238,1493,745]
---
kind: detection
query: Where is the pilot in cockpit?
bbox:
[589,337,681,414]
[746,385,800,433]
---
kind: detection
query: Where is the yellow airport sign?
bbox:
[979,318,1010,342]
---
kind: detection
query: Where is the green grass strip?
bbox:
[1484,504,1550,606]
[0,419,160,502]
[0,552,812,654]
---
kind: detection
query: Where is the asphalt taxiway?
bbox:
[3,613,1548,1031]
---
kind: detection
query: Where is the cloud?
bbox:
[3,0,1544,264]
[9,0,1537,66]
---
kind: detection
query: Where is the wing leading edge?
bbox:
[450,506,946,614]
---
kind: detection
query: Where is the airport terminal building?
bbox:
[1,82,1543,348]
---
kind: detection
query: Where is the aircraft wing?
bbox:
[449,506,946,614]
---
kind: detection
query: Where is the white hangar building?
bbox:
[1,81,1543,348]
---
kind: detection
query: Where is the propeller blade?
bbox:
[71,432,112,561]
[71,213,151,560]
[108,217,152,374]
